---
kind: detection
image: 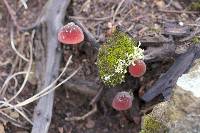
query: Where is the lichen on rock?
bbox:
[97,29,144,86]
[140,115,168,133]
[141,86,200,133]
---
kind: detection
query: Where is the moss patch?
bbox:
[190,1,200,10]
[97,29,144,86]
[192,36,200,44]
[140,115,168,133]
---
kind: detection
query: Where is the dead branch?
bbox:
[31,0,71,133]
[140,36,173,47]
[142,44,200,102]
[72,19,100,50]
[144,41,176,61]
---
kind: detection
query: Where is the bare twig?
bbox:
[90,87,104,106]
[159,9,199,14]
[0,59,12,67]
[69,16,112,21]
[65,104,97,121]
[112,0,126,23]
[71,19,99,50]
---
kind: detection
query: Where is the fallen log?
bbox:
[142,44,200,102]
[31,0,71,133]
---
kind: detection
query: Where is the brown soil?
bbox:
[0,0,199,133]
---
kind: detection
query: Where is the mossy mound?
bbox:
[97,29,144,86]
[140,115,168,133]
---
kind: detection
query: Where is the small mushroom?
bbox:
[57,22,84,44]
[129,60,146,77]
[112,91,133,111]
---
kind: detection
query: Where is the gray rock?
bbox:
[177,59,200,97]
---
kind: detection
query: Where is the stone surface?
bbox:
[169,98,200,133]
[144,86,200,133]
[177,59,200,97]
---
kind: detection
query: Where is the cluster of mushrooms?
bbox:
[112,60,146,111]
[57,22,146,111]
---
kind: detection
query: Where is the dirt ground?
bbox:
[0,0,199,133]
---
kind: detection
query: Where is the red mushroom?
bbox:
[129,60,146,77]
[57,22,84,44]
[112,91,133,111]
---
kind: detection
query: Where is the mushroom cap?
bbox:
[129,60,146,77]
[58,22,84,44]
[112,91,133,111]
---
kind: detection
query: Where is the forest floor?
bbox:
[0,0,199,133]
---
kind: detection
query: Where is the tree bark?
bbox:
[31,0,71,133]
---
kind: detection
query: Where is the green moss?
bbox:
[140,115,168,133]
[192,36,200,44]
[97,30,144,86]
[190,1,200,10]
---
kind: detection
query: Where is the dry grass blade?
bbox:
[7,41,33,102]
[0,55,81,110]
[0,40,33,108]
[0,71,29,96]
[12,55,73,107]
[112,0,126,23]
[0,59,12,66]
[0,100,32,124]
[14,65,81,108]
[10,27,29,62]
